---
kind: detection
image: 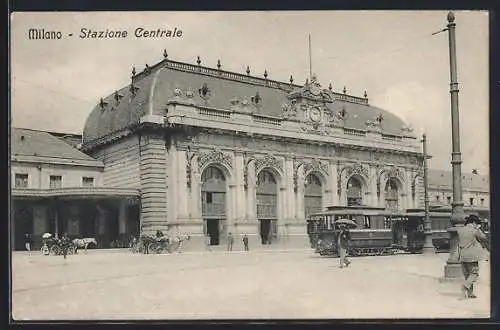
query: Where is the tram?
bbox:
[307,206,417,256]
[306,205,490,256]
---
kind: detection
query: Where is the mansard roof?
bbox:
[83,57,412,144]
[11,128,103,167]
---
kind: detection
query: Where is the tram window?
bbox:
[206,192,213,203]
[384,217,392,229]
[364,216,371,229]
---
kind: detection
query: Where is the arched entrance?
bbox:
[346,176,363,206]
[256,169,277,244]
[304,173,323,217]
[201,166,226,246]
[385,177,400,212]
[13,204,33,251]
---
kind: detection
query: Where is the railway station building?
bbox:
[11,53,430,249]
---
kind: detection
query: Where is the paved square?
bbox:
[12,249,490,320]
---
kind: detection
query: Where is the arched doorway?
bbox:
[346,176,363,206]
[385,177,400,212]
[256,170,277,244]
[304,173,323,218]
[201,166,226,246]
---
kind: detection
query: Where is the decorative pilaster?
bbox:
[405,169,414,209]
[328,161,339,206]
[370,166,379,207]
[296,166,305,221]
[234,153,246,222]
[246,159,257,221]
[190,156,202,220]
[177,149,189,218]
[284,158,295,222]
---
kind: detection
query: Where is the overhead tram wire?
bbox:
[12,78,110,106]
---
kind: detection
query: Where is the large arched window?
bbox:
[201,166,226,246]
[346,176,363,206]
[256,170,277,244]
[385,177,400,211]
[304,173,322,217]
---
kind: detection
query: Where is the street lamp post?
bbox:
[443,11,466,279]
[421,133,434,255]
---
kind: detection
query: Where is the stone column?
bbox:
[118,199,127,236]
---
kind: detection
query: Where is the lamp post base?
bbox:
[421,245,435,255]
[422,233,435,255]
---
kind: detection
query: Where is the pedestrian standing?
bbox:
[457,215,489,299]
[227,232,234,251]
[24,233,32,253]
[205,235,212,251]
[337,225,351,268]
[61,232,71,259]
[242,234,249,251]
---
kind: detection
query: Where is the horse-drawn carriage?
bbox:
[40,233,97,256]
[130,231,190,254]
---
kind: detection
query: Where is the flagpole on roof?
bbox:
[308,34,312,78]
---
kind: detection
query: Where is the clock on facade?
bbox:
[309,107,321,122]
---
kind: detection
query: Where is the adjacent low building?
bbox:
[10,128,140,250]
[427,169,489,208]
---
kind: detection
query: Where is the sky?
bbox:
[10,11,489,174]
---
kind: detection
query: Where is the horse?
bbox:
[72,238,98,254]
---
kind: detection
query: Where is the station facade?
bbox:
[79,53,425,248]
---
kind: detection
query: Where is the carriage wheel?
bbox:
[50,245,60,255]
[41,246,50,256]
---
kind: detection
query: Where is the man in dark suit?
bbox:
[457,214,488,299]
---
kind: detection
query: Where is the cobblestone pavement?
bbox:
[11,249,490,320]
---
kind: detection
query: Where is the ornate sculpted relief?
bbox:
[345,162,370,179]
[243,153,256,190]
[324,107,345,126]
[198,83,211,101]
[185,150,198,188]
[337,162,370,196]
[281,99,298,119]
[293,158,305,192]
[197,148,232,171]
[377,166,406,196]
[303,158,329,176]
[254,153,283,177]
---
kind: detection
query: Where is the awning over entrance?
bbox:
[11,187,140,201]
